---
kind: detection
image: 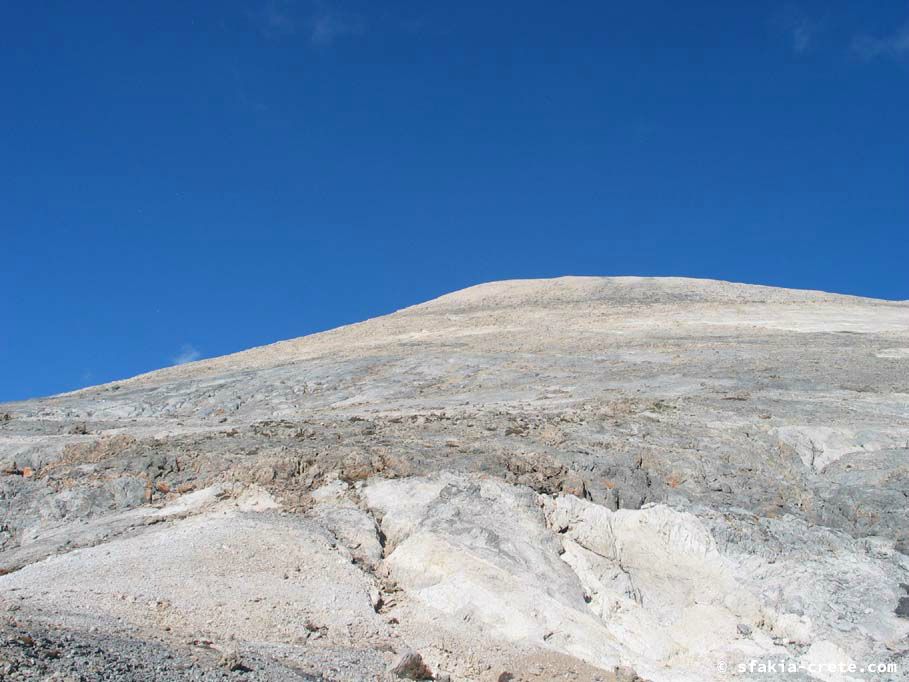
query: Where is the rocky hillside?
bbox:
[2,276,908,681]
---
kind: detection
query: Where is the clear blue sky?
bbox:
[2,1,907,401]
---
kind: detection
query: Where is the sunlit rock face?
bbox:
[2,276,908,681]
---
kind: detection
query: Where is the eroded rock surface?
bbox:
[1,276,908,680]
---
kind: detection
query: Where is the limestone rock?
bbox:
[2,277,908,681]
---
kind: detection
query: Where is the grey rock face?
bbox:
[1,276,908,681]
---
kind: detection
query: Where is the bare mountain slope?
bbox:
[2,277,908,681]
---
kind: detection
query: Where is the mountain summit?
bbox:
[2,277,908,680]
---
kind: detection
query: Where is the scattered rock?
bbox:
[388,649,433,679]
[561,472,588,499]
[613,666,645,682]
[896,597,909,619]
[218,649,250,672]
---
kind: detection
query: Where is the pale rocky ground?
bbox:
[1,276,909,681]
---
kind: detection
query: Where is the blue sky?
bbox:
[2,1,908,401]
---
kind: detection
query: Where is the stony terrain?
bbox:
[1,276,908,681]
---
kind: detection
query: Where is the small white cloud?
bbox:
[852,23,909,61]
[249,2,365,47]
[253,1,297,40]
[789,22,816,54]
[773,6,821,55]
[173,344,201,365]
[310,11,365,47]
